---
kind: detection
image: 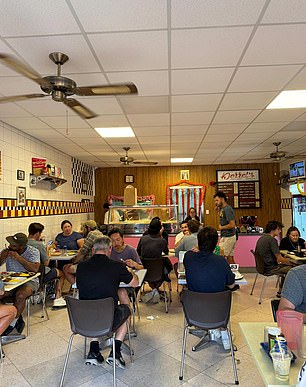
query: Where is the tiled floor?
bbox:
[0,273,280,387]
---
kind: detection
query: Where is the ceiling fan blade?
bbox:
[0,93,47,103]
[133,161,158,165]
[63,98,97,119]
[0,53,51,88]
[74,83,138,96]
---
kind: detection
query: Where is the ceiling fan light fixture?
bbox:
[267,90,306,109]
[171,158,193,163]
[95,127,135,138]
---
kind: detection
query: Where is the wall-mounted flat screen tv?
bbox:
[289,160,305,179]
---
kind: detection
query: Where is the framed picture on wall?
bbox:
[17,169,25,181]
[180,170,190,181]
[16,186,26,206]
[125,175,134,183]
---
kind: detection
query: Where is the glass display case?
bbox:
[106,204,179,234]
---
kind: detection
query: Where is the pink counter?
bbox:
[124,234,261,268]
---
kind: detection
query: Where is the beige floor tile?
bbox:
[184,372,229,386]
[0,362,31,387]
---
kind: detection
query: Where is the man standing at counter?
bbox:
[214,191,236,264]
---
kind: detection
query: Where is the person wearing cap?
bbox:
[55,220,84,251]
[63,220,104,284]
[137,218,172,303]
[0,233,40,335]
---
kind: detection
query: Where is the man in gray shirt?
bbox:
[175,219,200,257]
[279,265,306,322]
[214,191,236,264]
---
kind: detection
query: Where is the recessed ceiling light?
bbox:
[95,127,135,138]
[171,158,193,163]
[267,90,306,109]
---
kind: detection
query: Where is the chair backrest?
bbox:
[271,299,280,322]
[37,263,46,289]
[142,258,164,283]
[178,251,187,273]
[181,289,232,330]
[66,296,114,338]
[250,249,265,275]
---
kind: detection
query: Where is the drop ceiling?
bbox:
[1,0,306,167]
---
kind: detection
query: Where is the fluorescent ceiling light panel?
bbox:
[95,127,135,137]
[267,90,306,109]
[171,158,193,163]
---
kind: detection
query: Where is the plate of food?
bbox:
[51,251,61,256]
[67,251,77,256]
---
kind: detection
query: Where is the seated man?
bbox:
[0,233,40,334]
[63,220,103,285]
[255,220,294,293]
[76,236,139,368]
[279,265,306,322]
[184,226,236,350]
[175,219,200,257]
[27,222,66,307]
[0,280,17,335]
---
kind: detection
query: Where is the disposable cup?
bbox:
[270,352,292,381]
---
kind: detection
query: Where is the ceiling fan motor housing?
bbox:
[41,75,76,101]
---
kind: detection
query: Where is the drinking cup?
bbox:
[270,352,292,381]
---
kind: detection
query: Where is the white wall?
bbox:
[0,120,94,246]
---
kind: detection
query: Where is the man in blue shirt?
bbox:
[184,226,235,349]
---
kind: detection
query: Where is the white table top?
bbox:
[49,253,76,261]
[4,272,40,292]
[120,268,147,288]
[177,273,248,286]
[239,322,303,387]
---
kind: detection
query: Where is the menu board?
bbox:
[216,170,261,209]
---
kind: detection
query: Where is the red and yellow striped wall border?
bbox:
[0,198,94,219]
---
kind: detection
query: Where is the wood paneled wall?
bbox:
[94,163,281,229]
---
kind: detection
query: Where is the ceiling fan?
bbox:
[243,142,292,162]
[0,52,137,119]
[120,147,158,166]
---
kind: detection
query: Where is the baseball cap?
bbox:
[6,233,28,247]
[82,220,97,229]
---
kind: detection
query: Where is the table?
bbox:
[280,250,306,264]
[177,273,248,286]
[120,268,147,288]
[49,251,76,267]
[239,322,303,387]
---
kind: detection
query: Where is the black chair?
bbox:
[271,299,280,322]
[59,296,132,387]
[250,249,283,304]
[141,257,172,313]
[179,290,239,385]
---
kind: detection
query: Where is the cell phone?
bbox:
[120,259,127,265]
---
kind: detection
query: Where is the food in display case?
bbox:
[107,204,179,234]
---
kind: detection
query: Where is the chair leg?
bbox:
[227,326,239,385]
[259,277,268,304]
[84,337,87,359]
[126,320,133,364]
[250,273,258,295]
[112,333,116,387]
[42,284,49,320]
[26,298,30,336]
[169,282,172,303]
[179,320,188,381]
[0,336,3,363]
[129,295,136,335]
[134,289,140,321]
[163,283,168,313]
[59,333,75,387]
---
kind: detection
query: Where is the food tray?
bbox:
[260,342,296,364]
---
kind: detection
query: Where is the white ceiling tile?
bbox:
[133,126,170,136]
[172,112,214,125]
[119,96,169,114]
[171,125,208,136]
[138,136,169,144]
[0,104,31,117]
[128,113,170,126]
[204,133,237,142]
[0,0,81,36]
[229,65,303,92]
[39,116,90,129]
[220,92,278,110]
[107,71,169,96]
[17,99,75,117]
[65,72,108,85]
[6,35,100,74]
[0,76,39,96]
[71,0,167,32]
[244,122,289,133]
[172,68,235,94]
[104,137,138,145]
[295,113,306,122]
[3,117,50,130]
[255,109,306,122]
[262,0,306,23]
[171,0,266,27]
[172,27,252,68]
[208,123,247,134]
[171,94,222,113]
[89,31,168,71]
[56,128,101,138]
[213,110,260,124]
[286,68,306,90]
[76,97,124,115]
[242,25,306,65]
[89,115,130,127]
[172,135,203,143]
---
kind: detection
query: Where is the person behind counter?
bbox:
[279,226,305,252]
[103,202,121,225]
[55,220,84,250]
[184,207,200,223]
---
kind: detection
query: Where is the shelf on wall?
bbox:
[29,174,67,190]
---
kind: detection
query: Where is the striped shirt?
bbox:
[5,245,40,284]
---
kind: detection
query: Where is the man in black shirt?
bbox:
[76,236,139,368]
